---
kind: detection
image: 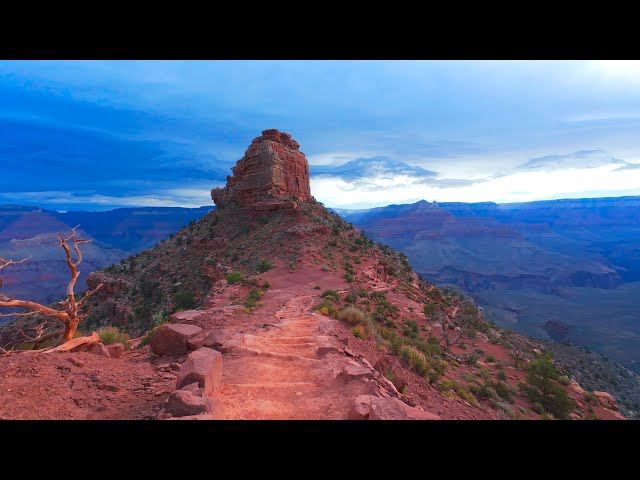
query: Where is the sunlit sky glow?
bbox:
[1,60,639,210]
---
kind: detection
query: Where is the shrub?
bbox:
[497,370,507,381]
[494,381,513,402]
[225,271,242,285]
[486,355,496,363]
[97,326,131,350]
[558,375,571,386]
[258,259,274,273]
[401,345,429,376]
[518,354,574,419]
[314,285,321,290]
[173,289,196,311]
[314,301,337,317]
[343,273,355,283]
[321,290,340,302]
[328,239,338,247]
[352,325,366,339]
[262,281,271,290]
[344,293,356,304]
[337,307,365,325]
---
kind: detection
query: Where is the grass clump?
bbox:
[97,326,131,350]
[337,306,365,325]
[225,271,242,285]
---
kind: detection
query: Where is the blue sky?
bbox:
[1,60,640,210]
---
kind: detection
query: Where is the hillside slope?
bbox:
[338,198,640,374]
[0,130,626,420]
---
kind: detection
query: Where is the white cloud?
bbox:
[311,164,640,208]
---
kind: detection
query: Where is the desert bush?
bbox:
[173,289,195,311]
[321,290,340,302]
[258,259,274,273]
[493,381,513,402]
[343,273,355,283]
[486,355,496,363]
[497,370,507,381]
[97,326,131,350]
[558,375,571,385]
[344,293,356,304]
[225,271,242,284]
[337,306,365,325]
[262,281,271,290]
[314,301,337,317]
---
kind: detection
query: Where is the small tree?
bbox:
[519,353,574,419]
[433,311,462,351]
[0,226,104,346]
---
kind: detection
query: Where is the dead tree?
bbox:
[0,226,104,345]
[434,311,462,351]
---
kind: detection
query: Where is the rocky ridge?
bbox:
[0,129,625,420]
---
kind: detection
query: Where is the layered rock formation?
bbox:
[211,129,311,210]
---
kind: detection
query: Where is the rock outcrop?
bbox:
[211,129,311,210]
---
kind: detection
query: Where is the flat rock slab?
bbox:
[176,347,223,397]
[338,362,373,382]
[151,324,204,356]
[169,310,205,323]
[349,395,440,420]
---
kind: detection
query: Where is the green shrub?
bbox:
[97,326,131,350]
[258,259,274,273]
[262,281,271,290]
[173,289,196,311]
[558,375,571,386]
[486,355,496,363]
[343,273,355,283]
[225,271,242,285]
[494,381,513,402]
[337,307,365,325]
[328,239,338,247]
[497,370,507,381]
[321,290,340,302]
[518,354,574,419]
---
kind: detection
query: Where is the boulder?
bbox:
[180,382,204,397]
[88,342,111,358]
[348,395,377,420]
[166,390,212,417]
[203,332,224,349]
[176,347,223,397]
[593,391,615,404]
[106,343,124,358]
[150,324,204,355]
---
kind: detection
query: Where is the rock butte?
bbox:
[211,129,312,211]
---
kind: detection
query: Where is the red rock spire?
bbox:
[212,129,311,210]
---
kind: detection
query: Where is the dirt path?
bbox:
[218,294,375,420]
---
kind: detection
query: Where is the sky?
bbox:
[1,60,640,210]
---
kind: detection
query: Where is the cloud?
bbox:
[311,156,437,181]
[517,150,630,172]
[614,163,640,172]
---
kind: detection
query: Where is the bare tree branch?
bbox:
[0,225,104,346]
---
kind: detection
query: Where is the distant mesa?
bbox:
[211,129,312,211]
